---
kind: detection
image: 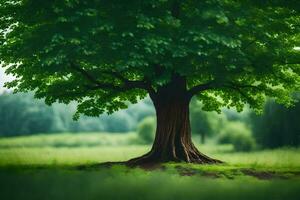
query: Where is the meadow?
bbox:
[0,132,300,200]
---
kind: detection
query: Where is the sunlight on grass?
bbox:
[0,146,150,167]
[216,149,300,170]
[0,132,138,148]
[0,133,299,171]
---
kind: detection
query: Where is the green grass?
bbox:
[1,168,300,200]
[1,133,299,170]
[0,133,300,200]
[0,132,138,148]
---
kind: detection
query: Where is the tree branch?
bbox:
[223,84,257,105]
[242,39,258,51]
[70,62,156,95]
[70,62,102,86]
[227,81,263,91]
[97,69,129,82]
[188,79,264,99]
[188,81,217,97]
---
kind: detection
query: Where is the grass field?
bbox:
[0,133,300,200]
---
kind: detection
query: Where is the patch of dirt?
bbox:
[133,163,166,171]
[241,169,288,180]
[175,166,198,176]
[77,161,125,170]
[201,171,222,178]
[286,171,300,176]
[77,161,166,171]
[77,162,300,180]
[175,166,223,178]
[175,166,296,180]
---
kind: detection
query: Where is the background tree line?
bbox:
[0,92,299,150]
[0,92,155,135]
[137,97,300,150]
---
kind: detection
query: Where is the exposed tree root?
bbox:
[126,148,223,167]
[77,150,222,171]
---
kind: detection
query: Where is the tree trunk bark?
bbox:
[128,76,221,165]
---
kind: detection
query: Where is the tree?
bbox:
[190,105,211,144]
[0,92,56,135]
[137,116,156,144]
[1,0,299,165]
[250,96,300,148]
[0,92,154,135]
[190,99,226,144]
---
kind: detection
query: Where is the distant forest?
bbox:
[0,92,299,149]
[0,92,155,135]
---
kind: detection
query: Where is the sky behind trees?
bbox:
[0,67,13,92]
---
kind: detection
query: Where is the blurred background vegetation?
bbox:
[0,91,299,152]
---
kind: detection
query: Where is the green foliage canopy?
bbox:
[1,0,300,117]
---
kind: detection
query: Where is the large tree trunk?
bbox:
[128,75,221,165]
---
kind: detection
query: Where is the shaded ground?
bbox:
[1,166,300,200]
